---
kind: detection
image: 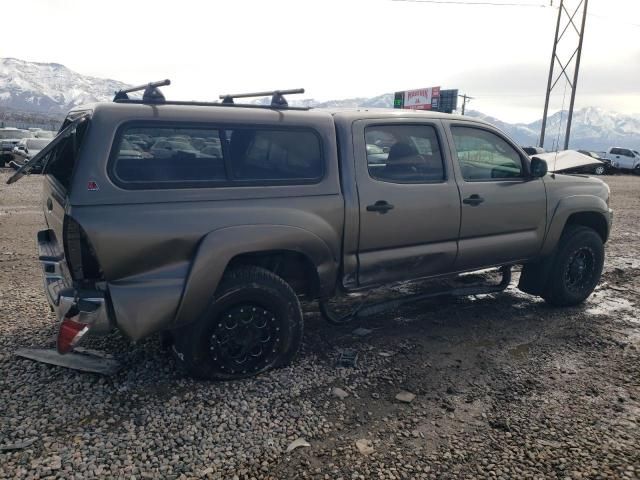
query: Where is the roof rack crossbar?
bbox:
[219,88,304,107]
[113,79,171,102]
[112,99,311,111]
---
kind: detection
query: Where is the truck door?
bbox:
[445,122,547,271]
[353,119,461,287]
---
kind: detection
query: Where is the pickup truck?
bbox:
[601,147,640,174]
[8,83,613,380]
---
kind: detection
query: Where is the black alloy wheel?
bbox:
[173,266,303,380]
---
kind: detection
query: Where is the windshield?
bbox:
[27,139,50,149]
[0,130,32,140]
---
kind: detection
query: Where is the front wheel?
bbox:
[542,225,604,306]
[633,165,640,176]
[594,165,606,175]
[173,266,303,380]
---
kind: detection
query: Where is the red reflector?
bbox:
[57,316,89,354]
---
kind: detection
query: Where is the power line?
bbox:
[392,0,640,28]
[587,11,640,29]
[391,0,548,6]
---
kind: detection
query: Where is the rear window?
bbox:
[111,124,323,188]
[43,116,89,190]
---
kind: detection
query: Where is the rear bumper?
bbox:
[38,229,113,336]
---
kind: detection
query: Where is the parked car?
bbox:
[0,128,33,166]
[8,83,612,380]
[577,150,612,175]
[8,138,52,173]
[13,137,51,159]
[601,147,640,174]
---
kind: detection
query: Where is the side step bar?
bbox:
[320,266,512,324]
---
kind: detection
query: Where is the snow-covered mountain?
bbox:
[1,57,638,150]
[465,107,640,150]
[0,57,131,115]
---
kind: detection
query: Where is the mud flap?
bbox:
[518,253,556,296]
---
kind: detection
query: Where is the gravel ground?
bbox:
[0,170,638,479]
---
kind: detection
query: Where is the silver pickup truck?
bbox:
[8,83,613,380]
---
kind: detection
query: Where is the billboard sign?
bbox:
[399,86,440,110]
[393,86,458,113]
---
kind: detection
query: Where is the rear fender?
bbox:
[172,225,337,328]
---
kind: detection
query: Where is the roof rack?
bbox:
[112,81,309,110]
[219,88,305,107]
[113,79,171,102]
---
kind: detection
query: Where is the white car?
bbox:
[0,128,33,166]
[602,147,640,174]
[12,137,51,160]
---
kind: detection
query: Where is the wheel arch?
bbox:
[521,201,610,296]
[172,224,338,329]
[541,196,611,256]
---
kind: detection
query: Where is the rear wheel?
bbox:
[173,266,303,380]
[542,225,604,306]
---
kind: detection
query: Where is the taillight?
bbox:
[57,315,89,354]
[63,215,104,283]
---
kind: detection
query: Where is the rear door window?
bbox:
[364,124,445,183]
[111,124,323,188]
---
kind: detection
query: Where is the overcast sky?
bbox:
[2,0,639,122]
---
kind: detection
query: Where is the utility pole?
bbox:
[459,94,473,115]
[539,0,589,150]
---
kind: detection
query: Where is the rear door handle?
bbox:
[463,194,484,206]
[366,200,394,213]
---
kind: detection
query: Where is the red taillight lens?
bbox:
[57,316,89,354]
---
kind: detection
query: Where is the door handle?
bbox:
[463,194,484,206]
[366,200,394,213]
[46,198,53,211]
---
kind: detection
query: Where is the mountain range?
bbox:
[1,57,638,150]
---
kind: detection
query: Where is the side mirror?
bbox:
[530,157,548,178]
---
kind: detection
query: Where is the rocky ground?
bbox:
[0,171,638,479]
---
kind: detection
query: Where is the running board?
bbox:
[322,266,512,322]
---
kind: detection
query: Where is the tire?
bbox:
[633,165,640,176]
[594,165,605,175]
[173,266,303,380]
[542,225,604,307]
